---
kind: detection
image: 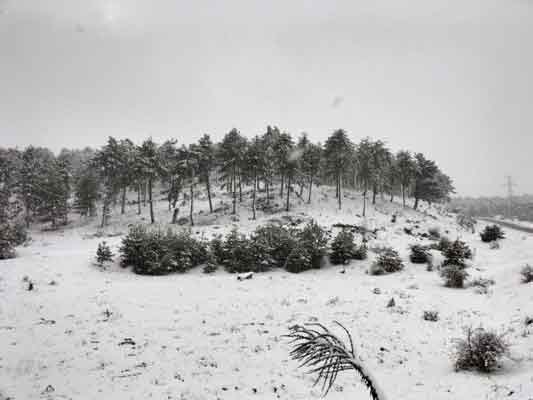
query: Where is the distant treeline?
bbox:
[0,127,455,231]
[450,195,533,221]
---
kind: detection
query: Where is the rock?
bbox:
[237,272,253,281]
[386,298,396,308]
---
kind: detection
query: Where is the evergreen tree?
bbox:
[396,150,415,207]
[301,141,322,204]
[197,134,216,213]
[324,129,353,209]
[219,129,247,214]
[36,157,70,228]
[138,138,160,224]
[73,165,99,217]
[412,153,453,209]
[355,138,374,216]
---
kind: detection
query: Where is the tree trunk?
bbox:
[148,178,154,224]
[414,197,419,210]
[338,175,342,210]
[142,182,147,207]
[171,208,179,224]
[362,187,367,217]
[286,175,291,212]
[280,175,284,197]
[372,185,377,205]
[252,173,257,220]
[266,180,270,205]
[101,200,107,228]
[121,187,126,214]
[402,185,406,207]
[232,164,237,214]
[206,174,213,213]
[308,176,313,204]
[238,172,243,203]
[390,193,394,202]
[189,183,194,226]
[137,184,142,215]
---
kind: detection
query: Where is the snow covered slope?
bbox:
[1,187,533,399]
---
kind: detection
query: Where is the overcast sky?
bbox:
[1,0,532,197]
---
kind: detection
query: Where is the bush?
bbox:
[443,240,472,268]
[429,236,452,253]
[285,243,312,273]
[251,224,296,270]
[521,264,533,283]
[0,221,28,260]
[423,310,439,322]
[218,229,257,274]
[428,227,441,240]
[96,241,113,266]
[120,225,206,275]
[480,225,505,243]
[297,221,329,269]
[352,244,368,260]
[370,248,404,275]
[469,277,495,294]
[454,327,509,373]
[329,230,356,265]
[202,251,218,274]
[440,264,469,288]
[409,244,431,264]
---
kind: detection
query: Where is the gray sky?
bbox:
[1,0,532,197]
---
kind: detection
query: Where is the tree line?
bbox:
[0,127,454,229]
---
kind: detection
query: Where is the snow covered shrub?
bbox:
[423,310,439,322]
[409,244,431,264]
[428,227,441,240]
[209,234,225,264]
[370,248,404,275]
[520,264,533,283]
[330,230,356,265]
[443,240,472,268]
[219,229,258,274]
[202,251,218,274]
[296,221,329,269]
[96,241,113,266]
[480,225,505,243]
[454,327,509,373]
[284,243,313,273]
[469,277,495,294]
[440,264,469,288]
[120,225,204,275]
[429,236,452,253]
[352,243,368,260]
[0,221,28,260]
[251,224,295,270]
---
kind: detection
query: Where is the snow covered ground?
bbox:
[1,187,533,400]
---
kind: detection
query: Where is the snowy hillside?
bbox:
[1,187,533,400]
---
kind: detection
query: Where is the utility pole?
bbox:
[503,176,516,219]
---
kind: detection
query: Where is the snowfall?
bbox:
[1,187,533,400]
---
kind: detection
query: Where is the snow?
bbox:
[1,187,533,400]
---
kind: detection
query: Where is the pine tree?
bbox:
[355,138,374,216]
[396,150,415,207]
[219,129,247,215]
[138,138,161,224]
[96,241,114,266]
[301,140,322,204]
[73,165,99,217]
[197,134,216,213]
[324,129,353,210]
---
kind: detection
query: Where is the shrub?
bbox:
[0,221,28,260]
[428,227,441,240]
[370,248,404,275]
[202,251,218,274]
[469,277,495,294]
[330,230,356,265]
[297,221,329,269]
[423,310,439,322]
[352,244,368,260]
[219,229,257,274]
[96,241,113,266]
[520,264,533,283]
[454,327,509,373]
[440,264,469,288]
[285,243,313,273]
[409,244,431,264]
[443,240,472,268]
[480,225,505,243]
[429,236,452,253]
[252,224,296,270]
[119,225,205,275]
